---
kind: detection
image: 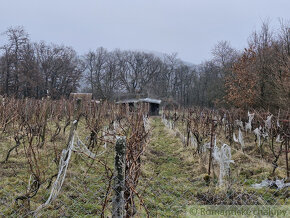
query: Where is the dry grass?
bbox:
[0,117,289,217]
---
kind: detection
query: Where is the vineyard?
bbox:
[0,98,289,217]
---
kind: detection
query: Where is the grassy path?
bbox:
[139,117,198,217]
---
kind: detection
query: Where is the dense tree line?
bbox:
[0,27,82,99]
[225,21,290,110]
[0,21,289,110]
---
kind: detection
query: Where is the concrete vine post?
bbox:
[208,118,215,176]
[112,136,127,218]
[67,99,82,143]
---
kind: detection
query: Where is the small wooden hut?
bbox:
[69,93,93,102]
[116,98,161,116]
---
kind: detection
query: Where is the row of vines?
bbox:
[0,97,289,216]
[162,107,289,203]
[0,98,150,217]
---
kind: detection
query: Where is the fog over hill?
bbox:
[139,49,197,68]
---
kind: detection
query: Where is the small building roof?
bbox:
[140,98,161,104]
[71,92,91,94]
[116,98,161,104]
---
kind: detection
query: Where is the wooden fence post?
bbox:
[112,136,127,218]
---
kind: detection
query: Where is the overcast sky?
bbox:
[0,0,289,63]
